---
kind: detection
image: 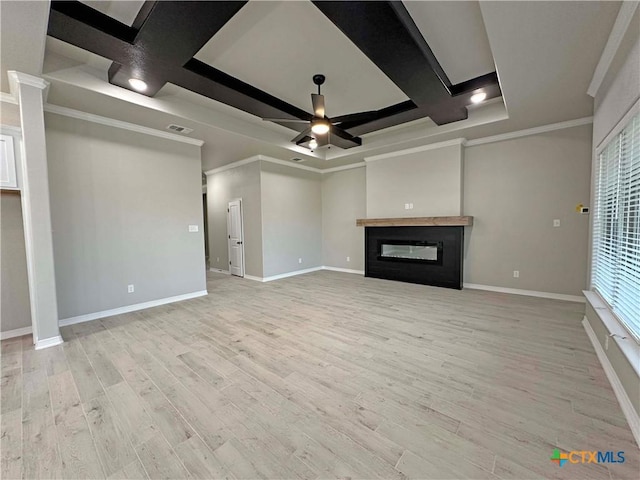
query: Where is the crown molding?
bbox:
[364,138,467,163]
[204,155,262,176]
[206,115,595,175]
[257,155,323,174]
[465,116,593,147]
[45,104,205,147]
[587,1,639,98]
[205,154,322,176]
[322,162,366,174]
[204,155,367,177]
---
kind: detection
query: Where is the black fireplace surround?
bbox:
[365,226,463,289]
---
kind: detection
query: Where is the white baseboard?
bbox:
[59,290,208,327]
[582,316,640,447]
[35,335,64,350]
[243,275,264,282]
[463,283,585,303]
[209,268,230,274]
[323,266,365,275]
[0,325,32,340]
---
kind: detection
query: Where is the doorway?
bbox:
[227,199,244,277]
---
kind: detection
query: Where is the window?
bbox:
[592,112,640,341]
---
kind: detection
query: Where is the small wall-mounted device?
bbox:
[580,207,590,215]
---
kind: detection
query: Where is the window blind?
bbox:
[592,112,640,341]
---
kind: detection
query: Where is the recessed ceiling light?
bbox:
[470,91,487,104]
[311,118,330,135]
[128,78,148,92]
[309,139,318,149]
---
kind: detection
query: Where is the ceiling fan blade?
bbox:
[262,118,309,123]
[311,93,325,118]
[328,124,362,149]
[291,128,312,145]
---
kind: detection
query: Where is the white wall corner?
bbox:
[582,316,640,447]
[587,1,640,97]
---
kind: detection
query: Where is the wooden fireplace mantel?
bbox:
[356,216,473,227]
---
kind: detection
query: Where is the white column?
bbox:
[8,71,62,349]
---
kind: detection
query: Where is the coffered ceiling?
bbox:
[0,1,622,170]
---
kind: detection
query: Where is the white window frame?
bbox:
[589,99,640,345]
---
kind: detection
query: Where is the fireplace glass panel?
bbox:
[377,240,443,264]
[381,244,438,261]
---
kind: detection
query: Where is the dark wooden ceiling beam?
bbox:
[47,1,315,124]
[107,1,248,94]
[311,0,501,126]
[48,1,500,149]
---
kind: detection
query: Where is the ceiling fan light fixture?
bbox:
[470,91,487,104]
[311,118,330,135]
[128,78,148,92]
[309,138,318,149]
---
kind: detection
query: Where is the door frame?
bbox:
[227,198,245,277]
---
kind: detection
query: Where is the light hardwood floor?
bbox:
[1,271,638,479]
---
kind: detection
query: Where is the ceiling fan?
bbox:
[263,74,364,150]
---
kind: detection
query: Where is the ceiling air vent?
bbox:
[167,124,194,135]
[291,157,305,163]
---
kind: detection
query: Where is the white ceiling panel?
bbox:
[79,1,144,26]
[194,0,409,118]
[403,1,495,85]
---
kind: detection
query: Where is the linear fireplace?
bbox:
[364,225,464,289]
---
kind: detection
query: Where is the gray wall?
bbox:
[0,101,21,127]
[260,161,322,277]
[593,30,639,147]
[1,193,31,332]
[463,125,592,295]
[206,161,263,277]
[46,114,206,319]
[366,144,463,218]
[321,167,366,271]
[586,33,640,419]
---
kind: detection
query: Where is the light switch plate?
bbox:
[553,219,561,227]
[188,225,198,232]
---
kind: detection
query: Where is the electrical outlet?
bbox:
[127,284,135,293]
[404,203,410,210]
[188,225,198,232]
[346,256,350,262]
[513,270,520,278]
[298,258,302,264]
[409,203,414,209]
[553,219,561,227]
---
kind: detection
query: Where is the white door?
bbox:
[227,199,244,277]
